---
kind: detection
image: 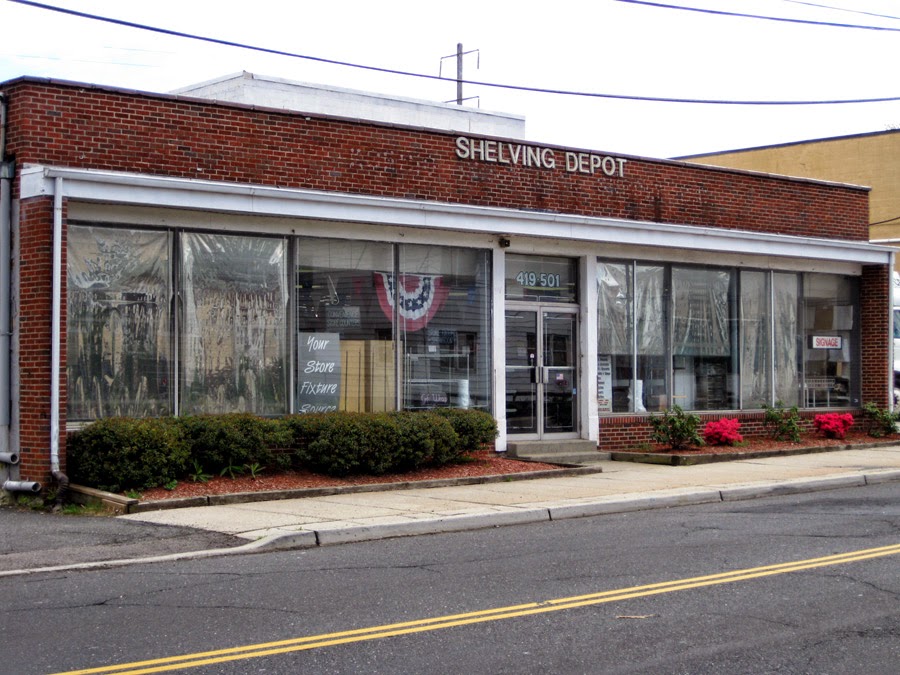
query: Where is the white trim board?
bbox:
[20,164,893,267]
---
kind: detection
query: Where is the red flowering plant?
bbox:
[813,412,854,439]
[702,418,743,446]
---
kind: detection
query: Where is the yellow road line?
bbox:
[51,542,900,675]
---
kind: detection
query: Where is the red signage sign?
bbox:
[810,335,842,350]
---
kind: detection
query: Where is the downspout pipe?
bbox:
[51,177,68,504]
[0,93,28,493]
[0,92,11,460]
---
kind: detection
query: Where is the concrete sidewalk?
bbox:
[3,446,899,576]
[123,446,900,545]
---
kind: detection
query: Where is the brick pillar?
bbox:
[859,264,891,408]
[15,195,66,484]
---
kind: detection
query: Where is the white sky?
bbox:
[3,0,900,158]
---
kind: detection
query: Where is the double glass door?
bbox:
[505,307,578,437]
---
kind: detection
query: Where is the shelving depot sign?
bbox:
[455,136,626,177]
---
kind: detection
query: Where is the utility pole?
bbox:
[456,43,463,105]
[440,44,480,106]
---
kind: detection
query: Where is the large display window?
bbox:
[774,273,800,406]
[295,239,492,414]
[739,271,771,409]
[597,259,858,413]
[295,240,395,413]
[180,233,288,415]
[596,262,667,412]
[671,267,737,411]
[67,225,171,421]
[400,245,491,412]
[802,274,857,408]
[67,226,491,422]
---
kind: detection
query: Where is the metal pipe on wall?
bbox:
[49,176,69,504]
[0,91,15,500]
[0,92,11,457]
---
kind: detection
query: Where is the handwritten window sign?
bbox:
[298,333,341,413]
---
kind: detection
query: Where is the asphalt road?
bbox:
[4,481,898,675]
[0,507,243,571]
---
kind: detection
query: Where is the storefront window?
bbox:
[67,225,171,421]
[597,262,633,412]
[802,273,857,408]
[740,271,770,408]
[295,239,492,414]
[596,262,666,412]
[296,239,395,413]
[774,273,800,406]
[671,267,737,410]
[181,233,287,415]
[400,245,491,411]
[597,260,859,413]
[635,265,667,411]
[68,227,492,423]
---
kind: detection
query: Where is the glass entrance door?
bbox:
[505,308,578,437]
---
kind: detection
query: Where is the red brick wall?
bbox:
[600,410,832,452]
[2,79,870,241]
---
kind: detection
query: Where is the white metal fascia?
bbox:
[19,165,894,266]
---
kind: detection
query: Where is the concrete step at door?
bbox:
[506,439,610,465]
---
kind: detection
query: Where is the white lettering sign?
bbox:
[298,332,341,413]
[455,136,625,177]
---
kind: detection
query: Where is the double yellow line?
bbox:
[53,543,900,675]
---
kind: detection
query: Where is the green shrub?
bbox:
[68,408,487,488]
[68,417,189,492]
[296,411,461,477]
[175,413,288,474]
[649,406,703,450]
[862,402,898,438]
[391,411,461,468]
[763,402,802,442]
[299,413,378,476]
[429,408,498,451]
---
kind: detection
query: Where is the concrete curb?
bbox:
[547,489,724,520]
[313,508,551,546]
[719,474,867,501]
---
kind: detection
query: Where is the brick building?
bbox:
[0,75,893,494]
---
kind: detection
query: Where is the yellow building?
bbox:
[680,130,900,268]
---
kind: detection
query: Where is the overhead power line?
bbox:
[11,0,900,106]
[780,0,900,23]
[616,0,900,31]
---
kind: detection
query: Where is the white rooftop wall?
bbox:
[173,71,526,137]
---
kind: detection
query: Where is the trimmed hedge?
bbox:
[429,408,497,451]
[68,417,189,492]
[68,408,496,490]
[176,413,290,474]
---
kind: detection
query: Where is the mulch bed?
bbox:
[136,450,563,502]
[132,432,899,501]
[610,430,898,466]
